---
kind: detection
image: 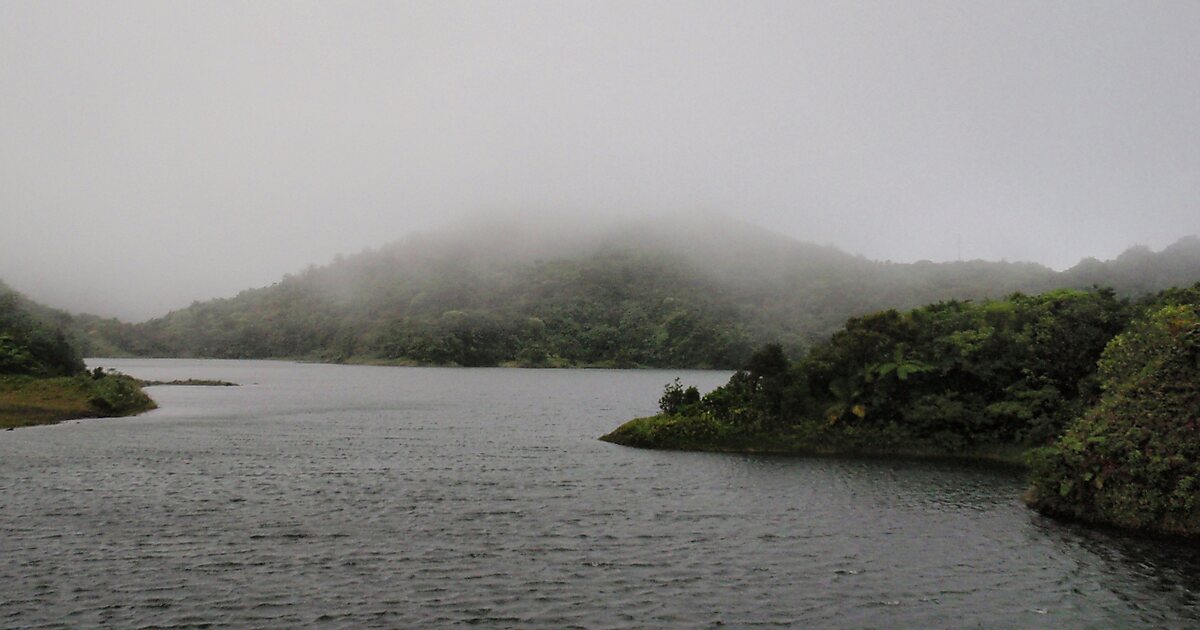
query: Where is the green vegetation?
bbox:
[0,280,85,376]
[605,283,1200,536]
[1026,287,1200,537]
[604,288,1132,451]
[0,281,155,428]
[69,220,1200,368]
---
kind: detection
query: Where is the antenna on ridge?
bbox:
[957,235,962,262]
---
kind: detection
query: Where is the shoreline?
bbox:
[0,373,157,430]
[601,414,1200,540]
[603,438,1030,469]
[599,414,1031,467]
[89,354,736,371]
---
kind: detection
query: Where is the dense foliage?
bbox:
[70,221,1200,368]
[1027,287,1200,536]
[614,289,1134,452]
[0,281,85,376]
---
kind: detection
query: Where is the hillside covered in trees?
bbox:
[57,218,1200,368]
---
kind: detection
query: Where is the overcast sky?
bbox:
[3,1,1198,320]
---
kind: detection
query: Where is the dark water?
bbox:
[2,360,1198,628]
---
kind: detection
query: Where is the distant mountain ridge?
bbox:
[51,218,1200,368]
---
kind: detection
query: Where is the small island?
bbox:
[603,284,1200,538]
[138,378,238,387]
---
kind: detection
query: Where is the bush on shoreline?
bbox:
[1025,302,1200,536]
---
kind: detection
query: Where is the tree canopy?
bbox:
[1027,286,1200,536]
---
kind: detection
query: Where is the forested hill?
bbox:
[1056,235,1200,295]
[0,280,85,376]
[67,219,1200,368]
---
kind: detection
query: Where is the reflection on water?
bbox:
[0,359,1196,628]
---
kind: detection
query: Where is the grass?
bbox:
[0,373,156,429]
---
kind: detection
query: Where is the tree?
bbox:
[871,344,929,382]
[658,378,702,415]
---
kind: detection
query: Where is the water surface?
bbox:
[2,359,1198,628]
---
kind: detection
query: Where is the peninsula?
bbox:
[603,284,1200,537]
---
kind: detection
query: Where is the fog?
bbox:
[2,1,1198,321]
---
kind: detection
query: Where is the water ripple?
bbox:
[2,360,1199,628]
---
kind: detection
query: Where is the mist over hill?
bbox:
[60,218,1200,368]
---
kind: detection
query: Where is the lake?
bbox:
[2,359,1198,628]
